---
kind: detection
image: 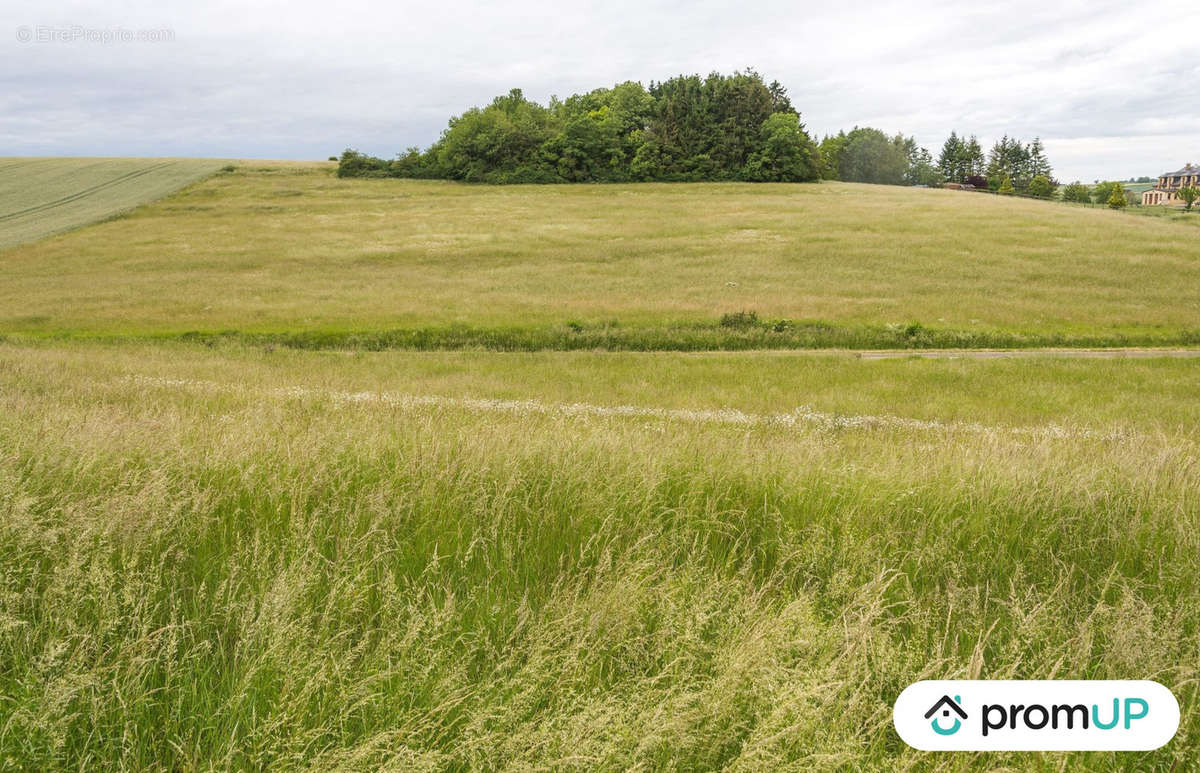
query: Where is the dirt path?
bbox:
[126,375,1118,440]
[855,348,1200,360]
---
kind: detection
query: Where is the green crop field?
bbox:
[0,157,229,250]
[1,160,1198,770]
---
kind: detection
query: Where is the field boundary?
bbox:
[6,322,1200,352]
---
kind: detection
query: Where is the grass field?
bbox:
[3,161,1200,348]
[1,341,1197,769]
[0,158,229,250]
[2,161,1198,769]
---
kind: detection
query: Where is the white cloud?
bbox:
[2,0,1197,181]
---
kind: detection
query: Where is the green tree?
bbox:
[818,133,847,180]
[1178,185,1199,211]
[1028,174,1053,199]
[1092,181,1123,205]
[434,89,558,183]
[335,70,820,185]
[987,136,1034,191]
[1061,181,1091,203]
[1107,184,1127,209]
[1027,137,1052,179]
[741,112,819,182]
[937,132,985,184]
[642,70,784,180]
[837,127,907,185]
[906,151,940,186]
[998,174,1015,195]
[896,135,938,185]
[543,82,655,182]
[937,131,964,182]
[964,136,985,178]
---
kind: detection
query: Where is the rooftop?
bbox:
[1162,163,1197,177]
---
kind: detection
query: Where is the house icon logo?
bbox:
[924,695,967,735]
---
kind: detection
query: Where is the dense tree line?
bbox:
[339,71,821,183]
[339,72,1060,193]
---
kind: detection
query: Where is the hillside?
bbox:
[2,161,1200,348]
[0,157,228,250]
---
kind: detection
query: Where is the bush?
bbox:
[336,149,391,178]
[720,310,759,329]
[1029,174,1053,199]
[1107,184,1127,210]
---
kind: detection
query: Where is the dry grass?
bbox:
[2,163,1200,341]
[0,342,1197,770]
[0,157,229,250]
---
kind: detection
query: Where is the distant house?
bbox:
[1143,163,1199,205]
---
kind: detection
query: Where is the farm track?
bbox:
[125,374,1131,440]
[854,347,1200,359]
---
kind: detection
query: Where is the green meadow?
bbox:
[3,162,1200,348]
[1,160,1198,769]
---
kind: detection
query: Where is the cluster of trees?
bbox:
[936,132,1055,196]
[1062,181,1127,206]
[339,71,821,184]
[339,72,1067,195]
[935,132,987,186]
[815,128,939,186]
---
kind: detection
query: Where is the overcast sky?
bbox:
[3,1,1198,182]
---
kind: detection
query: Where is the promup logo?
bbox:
[924,695,967,735]
[894,680,1179,751]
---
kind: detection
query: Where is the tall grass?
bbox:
[1,345,1195,769]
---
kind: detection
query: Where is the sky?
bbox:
[3,0,1198,183]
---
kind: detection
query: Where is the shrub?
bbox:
[336,149,391,178]
[1029,174,1053,199]
[1107,184,1127,210]
[720,310,759,329]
